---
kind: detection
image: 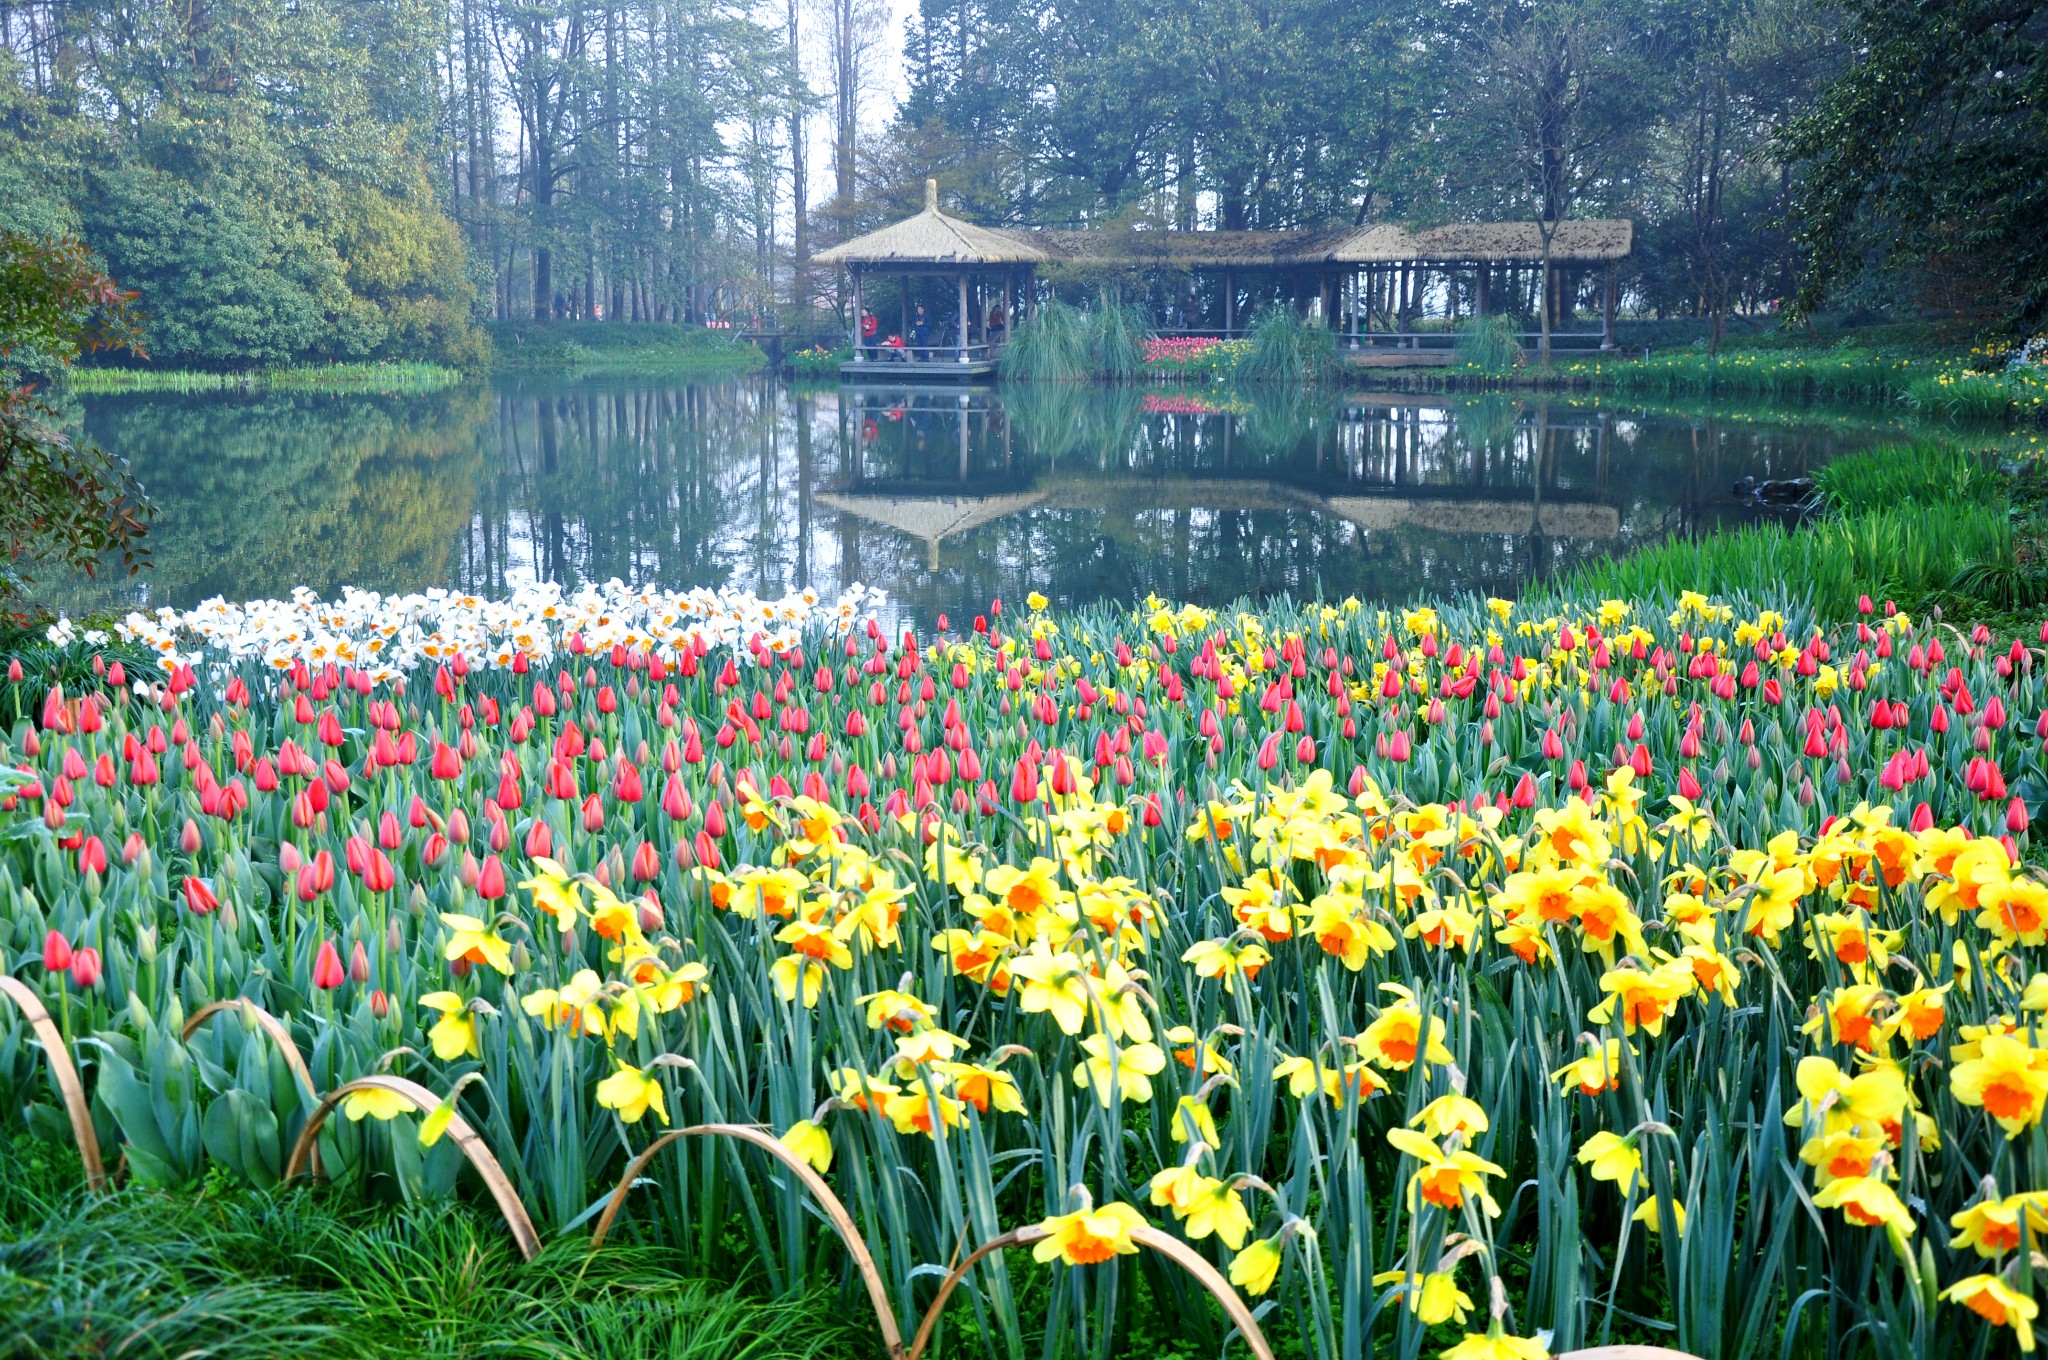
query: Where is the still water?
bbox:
[48,377,1900,621]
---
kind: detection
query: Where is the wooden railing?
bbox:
[847,340,1006,365]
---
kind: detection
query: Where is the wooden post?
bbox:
[957,271,969,363]
[1003,272,1013,352]
[1475,264,1489,317]
[1602,263,1616,350]
[850,267,863,358]
[900,275,909,351]
[1224,268,1236,335]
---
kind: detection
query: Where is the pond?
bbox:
[42,377,1909,623]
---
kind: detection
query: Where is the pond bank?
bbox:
[64,323,769,393]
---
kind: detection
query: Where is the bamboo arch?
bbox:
[0,975,106,1191]
[588,1122,906,1359]
[902,1222,1277,1360]
[589,1125,1286,1360]
[283,1074,540,1261]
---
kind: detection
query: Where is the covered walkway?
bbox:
[814,182,1634,378]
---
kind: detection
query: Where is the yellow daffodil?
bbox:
[1033,1201,1146,1265]
[595,1059,669,1124]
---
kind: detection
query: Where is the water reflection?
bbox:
[52,377,1892,620]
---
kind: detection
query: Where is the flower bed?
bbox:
[5,586,2048,1358]
[1142,336,1249,383]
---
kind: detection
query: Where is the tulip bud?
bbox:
[312,940,345,990]
[349,940,371,984]
[68,946,102,989]
[42,929,72,972]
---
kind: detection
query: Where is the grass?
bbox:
[486,321,767,376]
[0,1134,865,1360]
[999,298,1093,383]
[1235,309,1338,385]
[65,361,467,395]
[1556,438,2033,621]
[1452,315,1523,376]
[1083,294,1153,381]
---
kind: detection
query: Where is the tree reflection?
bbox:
[47,376,1894,619]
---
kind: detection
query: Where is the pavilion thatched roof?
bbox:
[1334,220,1635,264]
[814,192,1634,270]
[1024,226,1366,269]
[813,180,1051,266]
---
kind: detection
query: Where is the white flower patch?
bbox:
[102,580,887,679]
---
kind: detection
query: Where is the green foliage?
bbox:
[1453,315,1525,375]
[1236,309,1337,385]
[1560,438,2024,619]
[0,230,152,597]
[66,363,465,395]
[1083,293,1154,381]
[1812,442,2002,513]
[0,1137,865,1360]
[788,345,852,378]
[1785,0,2048,322]
[998,298,1092,383]
[0,20,484,372]
[486,323,764,376]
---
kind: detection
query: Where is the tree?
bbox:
[1446,0,1656,362]
[0,231,151,595]
[1783,0,2048,323]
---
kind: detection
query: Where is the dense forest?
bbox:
[0,0,2039,370]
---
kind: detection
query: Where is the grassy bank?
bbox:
[1355,323,2048,426]
[1556,439,2043,624]
[65,361,467,396]
[486,320,766,376]
[0,1136,861,1360]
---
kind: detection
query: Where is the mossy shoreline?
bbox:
[63,322,769,394]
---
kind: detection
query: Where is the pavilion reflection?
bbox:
[825,387,1623,574]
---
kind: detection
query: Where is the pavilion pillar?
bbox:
[957,272,969,362]
[900,275,909,348]
[850,268,863,358]
[1224,269,1236,335]
[1475,264,1489,318]
[1602,263,1616,349]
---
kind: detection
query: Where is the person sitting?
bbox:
[883,333,907,361]
[987,303,1006,342]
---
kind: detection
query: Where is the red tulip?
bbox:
[312,940,345,990]
[184,877,219,915]
[1010,756,1039,804]
[2008,797,2030,835]
[431,741,463,779]
[477,854,507,900]
[68,947,102,989]
[42,929,72,972]
[349,940,371,984]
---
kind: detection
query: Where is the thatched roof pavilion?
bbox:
[814,181,1050,268]
[818,183,1636,378]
